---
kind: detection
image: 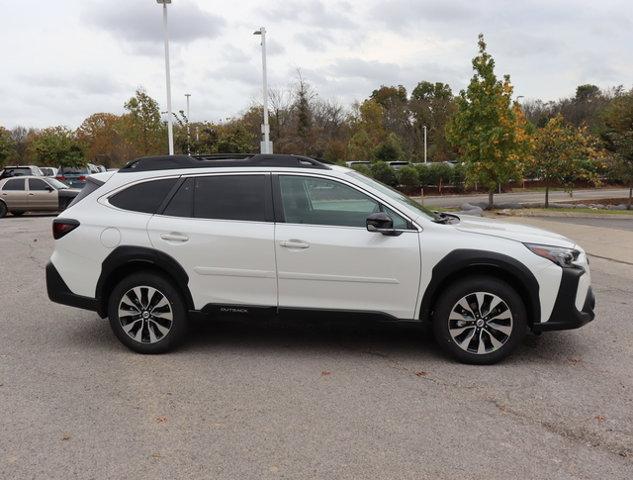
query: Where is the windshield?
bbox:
[60,166,90,174]
[46,178,69,189]
[346,170,436,220]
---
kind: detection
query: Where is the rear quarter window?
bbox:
[109,178,177,214]
[67,177,104,208]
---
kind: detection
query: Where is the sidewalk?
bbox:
[500,216,633,265]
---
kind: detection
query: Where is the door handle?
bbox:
[28,193,35,196]
[280,239,310,249]
[160,232,189,243]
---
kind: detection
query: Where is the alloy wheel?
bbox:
[448,291,513,354]
[118,286,173,344]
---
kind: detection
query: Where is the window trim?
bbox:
[155,171,275,223]
[2,178,26,191]
[273,172,420,232]
[28,178,53,192]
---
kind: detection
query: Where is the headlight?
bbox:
[524,243,580,267]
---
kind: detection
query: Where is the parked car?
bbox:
[0,176,80,217]
[387,161,410,170]
[0,165,44,179]
[345,161,371,168]
[40,167,59,177]
[46,154,594,364]
[56,166,92,188]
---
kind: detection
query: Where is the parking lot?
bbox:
[1,215,632,479]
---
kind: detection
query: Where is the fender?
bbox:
[419,249,541,324]
[95,246,194,316]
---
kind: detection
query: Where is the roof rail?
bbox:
[119,154,331,172]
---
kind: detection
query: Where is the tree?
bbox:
[532,115,600,207]
[0,127,16,167]
[347,130,373,161]
[29,126,84,168]
[76,113,124,167]
[374,132,404,162]
[410,81,455,162]
[370,161,397,186]
[446,34,531,208]
[603,90,633,209]
[294,75,314,154]
[122,89,165,156]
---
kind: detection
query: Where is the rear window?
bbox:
[109,178,177,214]
[59,166,91,174]
[2,178,25,190]
[66,177,103,208]
[2,167,31,177]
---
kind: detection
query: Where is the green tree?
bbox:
[532,115,600,207]
[122,89,164,156]
[447,34,531,208]
[370,161,397,186]
[410,81,455,162]
[603,90,633,209]
[397,165,420,192]
[0,127,16,167]
[30,126,84,168]
[374,132,404,162]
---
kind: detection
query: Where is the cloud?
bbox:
[82,0,225,47]
[370,0,478,30]
[19,72,129,96]
[260,0,356,29]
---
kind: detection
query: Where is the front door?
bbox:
[28,178,58,211]
[274,174,421,320]
[147,173,277,311]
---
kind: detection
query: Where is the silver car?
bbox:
[0,176,80,218]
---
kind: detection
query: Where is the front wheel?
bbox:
[433,276,527,364]
[0,202,7,218]
[108,271,188,354]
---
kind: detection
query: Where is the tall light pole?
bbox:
[185,93,191,154]
[423,125,428,164]
[157,0,174,155]
[254,27,272,154]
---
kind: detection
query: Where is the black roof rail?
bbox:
[119,154,331,172]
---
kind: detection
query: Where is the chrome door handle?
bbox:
[160,232,189,242]
[28,193,35,196]
[280,239,310,249]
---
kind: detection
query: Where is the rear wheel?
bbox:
[108,271,188,354]
[432,276,527,364]
[0,202,7,218]
[11,211,25,216]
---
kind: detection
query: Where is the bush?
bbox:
[413,162,453,186]
[351,163,372,177]
[397,165,420,192]
[451,162,466,188]
[370,161,398,186]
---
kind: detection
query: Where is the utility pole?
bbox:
[423,125,428,163]
[157,0,174,155]
[254,27,272,154]
[185,93,191,155]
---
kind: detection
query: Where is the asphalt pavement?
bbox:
[1,216,632,479]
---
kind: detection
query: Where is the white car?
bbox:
[46,154,595,363]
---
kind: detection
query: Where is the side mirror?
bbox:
[366,212,400,236]
[46,186,54,192]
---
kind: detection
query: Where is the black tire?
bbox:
[0,201,7,218]
[11,211,25,216]
[432,275,527,365]
[108,271,188,354]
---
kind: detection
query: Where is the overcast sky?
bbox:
[2,0,632,129]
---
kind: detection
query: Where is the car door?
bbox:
[147,173,277,311]
[28,178,58,211]
[0,178,28,210]
[274,174,421,320]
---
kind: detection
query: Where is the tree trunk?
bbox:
[488,191,494,210]
[545,185,549,208]
[628,185,632,211]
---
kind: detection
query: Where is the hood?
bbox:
[453,214,576,248]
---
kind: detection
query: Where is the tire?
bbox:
[11,211,25,217]
[108,271,188,354]
[58,198,70,212]
[0,201,7,218]
[432,275,527,365]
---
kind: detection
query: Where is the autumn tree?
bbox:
[447,34,531,208]
[76,113,125,167]
[533,115,600,207]
[603,90,633,209]
[122,89,165,156]
[0,127,16,167]
[29,126,84,168]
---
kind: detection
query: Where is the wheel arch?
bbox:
[95,246,194,317]
[420,249,540,326]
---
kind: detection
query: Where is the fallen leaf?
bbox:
[61,433,71,441]
[595,415,606,423]
[321,371,331,376]
[156,416,168,423]
[415,371,428,377]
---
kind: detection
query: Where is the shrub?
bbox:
[351,163,372,177]
[370,161,398,186]
[397,165,420,192]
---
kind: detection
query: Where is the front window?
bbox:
[347,170,436,220]
[45,178,69,190]
[29,179,52,191]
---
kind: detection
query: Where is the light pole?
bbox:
[185,93,191,154]
[423,125,428,164]
[157,0,174,155]
[254,27,272,154]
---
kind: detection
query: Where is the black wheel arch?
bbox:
[420,249,541,326]
[95,246,194,317]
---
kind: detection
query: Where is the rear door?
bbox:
[147,173,277,311]
[273,174,421,319]
[28,178,58,211]
[0,178,28,210]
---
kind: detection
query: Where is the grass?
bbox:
[495,207,633,217]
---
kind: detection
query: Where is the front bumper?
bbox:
[46,261,98,312]
[533,266,595,332]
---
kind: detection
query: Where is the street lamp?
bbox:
[185,93,191,154]
[423,125,428,164]
[254,27,273,154]
[157,0,174,155]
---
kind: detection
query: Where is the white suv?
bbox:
[46,154,595,364]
